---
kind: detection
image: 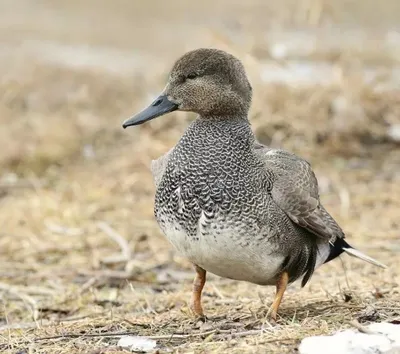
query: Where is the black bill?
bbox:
[122,95,178,128]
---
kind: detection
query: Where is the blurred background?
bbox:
[0,0,399,352]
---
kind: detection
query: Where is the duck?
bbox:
[122,48,387,321]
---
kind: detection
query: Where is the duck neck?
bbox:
[199,113,249,124]
[180,114,255,152]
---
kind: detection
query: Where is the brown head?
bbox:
[122,48,252,128]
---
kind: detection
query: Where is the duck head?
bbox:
[123,48,252,128]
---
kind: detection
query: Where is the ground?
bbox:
[0,1,399,353]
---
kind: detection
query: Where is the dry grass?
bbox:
[0,1,400,353]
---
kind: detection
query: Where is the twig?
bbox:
[45,221,83,236]
[315,304,365,311]
[60,312,106,323]
[340,256,353,293]
[34,329,218,341]
[215,329,263,338]
[79,277,101,295]
[97,221,131,263]
[118,317,151,328]
[377,306,400,311]
[77,270,136,280]
[211,284,225,299]
[349,320,375,334]
[263,336,299,344]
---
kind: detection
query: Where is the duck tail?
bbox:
[324,238,388,269]
[342,243,387,269]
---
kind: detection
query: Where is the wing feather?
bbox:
[255,143,344,242]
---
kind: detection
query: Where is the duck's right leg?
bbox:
[269,271,289,321]
[190,264,207,318]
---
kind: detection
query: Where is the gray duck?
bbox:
[123,48,386,320]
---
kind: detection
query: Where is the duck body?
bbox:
[153,116,325,286]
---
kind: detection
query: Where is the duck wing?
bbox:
[254,142,344,242]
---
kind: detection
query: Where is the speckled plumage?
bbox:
[123,48,386,318]
[153,113,329,286]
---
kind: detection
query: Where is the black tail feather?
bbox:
[324,238,351,264]
[324,238,387,269]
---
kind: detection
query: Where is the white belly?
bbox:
[161,220,285,286]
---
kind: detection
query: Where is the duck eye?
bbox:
[186,73,198,80]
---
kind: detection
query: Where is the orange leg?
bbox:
[190,265,207,318]
[269,271,289,321]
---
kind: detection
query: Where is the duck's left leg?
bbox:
[190,264,207,318]
[269,271,289,321]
